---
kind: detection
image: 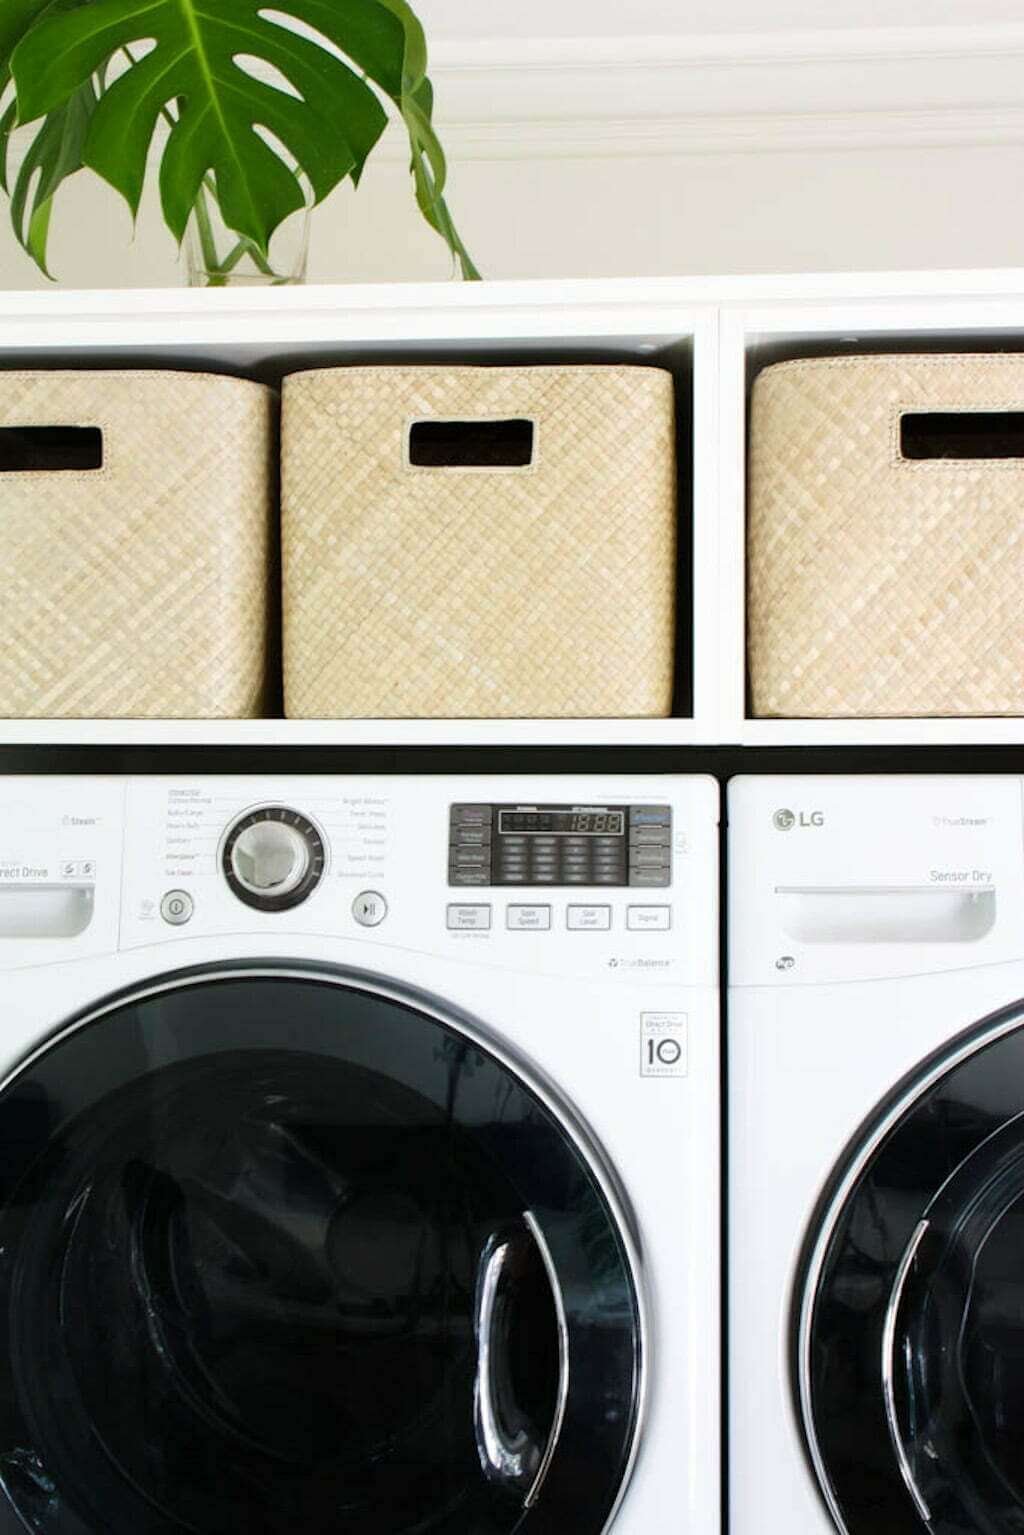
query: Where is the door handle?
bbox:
[473,1210,569,1508]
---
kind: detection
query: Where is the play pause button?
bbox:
[353,890,388,927]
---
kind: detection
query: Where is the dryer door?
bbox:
[0,968,641,1535]
[802,1001,1024,1535]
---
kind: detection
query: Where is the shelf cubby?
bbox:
[4,269,1024,746]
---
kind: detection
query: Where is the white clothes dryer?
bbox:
[728,774,1024,1535]
[0,772,719,1535]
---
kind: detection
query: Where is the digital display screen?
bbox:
[499,810,625,836]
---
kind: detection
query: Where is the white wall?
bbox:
[421,0,1024,37]
[3,7,1024,288]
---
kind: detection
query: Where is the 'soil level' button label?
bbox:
[640,1012,688,1077]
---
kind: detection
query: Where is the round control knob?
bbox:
[222,806,325,912]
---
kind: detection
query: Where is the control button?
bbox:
[447,904,492,930]
[456,828,487,846]
[627,905,672,931]
[454,848,488,866]
[567,904,612,931]
[507,904,552,931]
[452,805,489,825]
[353,891,387,927]
[450,870,488,887]
[632,847,671,869]
[630,870,671,888]
[160,890,194,926]
[630,825,671,846]
[631,807,671,825]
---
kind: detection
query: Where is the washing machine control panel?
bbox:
[448,804,672,888]
[0,776,719,988]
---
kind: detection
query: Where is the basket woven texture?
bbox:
[1,372,274,718]
[282,366,676,718]
[748,354,1024,718]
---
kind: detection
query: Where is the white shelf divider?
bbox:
[689,307,724,743]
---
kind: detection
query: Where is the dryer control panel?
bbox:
[729,774,1024,986]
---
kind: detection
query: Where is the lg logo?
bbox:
[773,808,824,831]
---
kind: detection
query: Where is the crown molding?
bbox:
[415,22,1024,159]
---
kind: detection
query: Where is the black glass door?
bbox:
[803,1003,1024,1535]
[0,968,641,1535]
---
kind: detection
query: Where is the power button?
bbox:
[160,890,194,926]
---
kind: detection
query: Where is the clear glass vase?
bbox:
[183,184,311,287]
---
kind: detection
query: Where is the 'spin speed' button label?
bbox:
[640,1013,687,1077]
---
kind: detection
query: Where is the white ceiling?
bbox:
[418,0,1024,38]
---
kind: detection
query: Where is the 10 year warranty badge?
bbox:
[640,1013,688,1077]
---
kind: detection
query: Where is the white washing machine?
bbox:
[728,774,1024,1535]
[0,772,719,1535]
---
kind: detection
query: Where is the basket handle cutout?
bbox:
[408,417,534,468]
[0,426,103,472]
[900,411,1024,461]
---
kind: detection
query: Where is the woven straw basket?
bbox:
[0,372,274,719]
[281,365,676,718]
[748,354,1024,718]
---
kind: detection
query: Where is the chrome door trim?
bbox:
[522,1210,571,1509]
[880,1219,932,1525]
[796,998,1024,1535]
[3,959,649,1535]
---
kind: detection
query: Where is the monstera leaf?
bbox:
[1,0,95,274]
[6,77,97,274]
[7,0,478,276]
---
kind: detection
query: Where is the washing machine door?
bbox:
[801,1001,1024,1535]
[0,968,641,1535]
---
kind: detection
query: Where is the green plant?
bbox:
[0,0,479,281]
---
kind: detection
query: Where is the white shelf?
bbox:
[0,718,711,748]
[740,718,1024,747]
[4,268,1024,750]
